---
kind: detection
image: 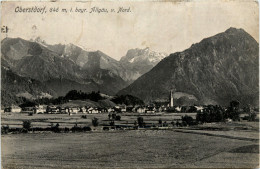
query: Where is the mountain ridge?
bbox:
[118,27,259,106]
[1,37,167,105]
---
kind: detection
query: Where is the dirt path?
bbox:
[173,129,259,142]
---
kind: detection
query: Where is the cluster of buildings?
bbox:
[1,103,206,115]
[2,105,122,114]
[2,104,164,114]
[1,91,213,115]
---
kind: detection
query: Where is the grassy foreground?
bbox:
[2,112,259,168]
[2,129,259,169]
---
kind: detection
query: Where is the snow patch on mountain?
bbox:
[120,47,167,65]
[129,58,135,63]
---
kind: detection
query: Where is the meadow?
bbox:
[1,112,197,128]
[1,112,259,168]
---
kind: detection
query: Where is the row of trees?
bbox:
[135,101,257,127]
[2,118,99,134]
[64,90,103,102]
[135,116,197,128]
[196,101,246,123]
[18,90,146,108]
[111,95,144,106]
[19,90,104,108]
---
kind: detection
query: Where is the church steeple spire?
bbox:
[170,90,174,107]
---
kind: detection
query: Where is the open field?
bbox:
[1,112,197,128]
[2,130,259,169]
[2,112,259,168]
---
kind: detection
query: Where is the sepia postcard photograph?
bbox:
[1,0,259,168]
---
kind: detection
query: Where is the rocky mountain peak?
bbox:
[118,28,259,106]
[225,27,246,34]
[120,47,167,64]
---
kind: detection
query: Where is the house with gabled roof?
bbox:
[5,105,22,113]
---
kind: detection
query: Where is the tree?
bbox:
[112,113,116,120]
[248,112,257,121]
[225,101,241,121]
[158,119,162,124]
[92,117,99,127]
[230,100,240,111]
[158,119,162,127]
[196,105,225,123]
[23,120,31,131]
[111,95,144,106]
[19,101,36,108]
[214,109,224,122]
[110,120,115,126]
[163,121,168,127]
[182,115,195,126]
[176,120,181,127]
[65,90,104,102]
[137,117,144,127]
[115,115,121,121]
[81,115,87,119]
[71,123,82,132]
[51,123,60,133]
[1,125,9,134]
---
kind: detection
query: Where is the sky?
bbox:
[1,0,259,60]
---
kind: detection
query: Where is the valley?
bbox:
[2,111,259,168]
[1,27,259,169]
[2,1,259,169]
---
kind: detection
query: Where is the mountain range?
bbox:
[118,28,259,106]
[1,27,258,107]
[1,37,166,106]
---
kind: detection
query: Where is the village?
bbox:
[2,1,259,168]
[2,103,204,115]
[1,92,259,134]
[2,90,258,122]
[2,95,259,168]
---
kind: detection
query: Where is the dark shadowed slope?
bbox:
[1,67,52,106]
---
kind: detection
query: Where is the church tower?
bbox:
[170,90,174,107]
